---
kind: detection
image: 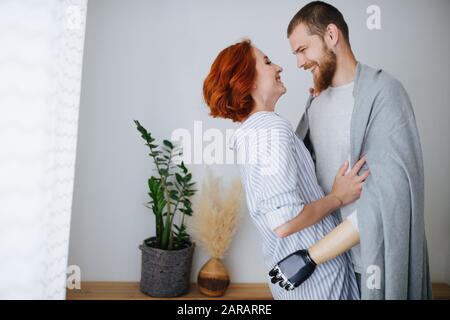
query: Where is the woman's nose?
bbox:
[275,64,283,72]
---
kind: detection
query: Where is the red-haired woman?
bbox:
[203,40,368,299]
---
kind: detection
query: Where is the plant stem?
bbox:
[145,144,165,245]
[161,149,175,250]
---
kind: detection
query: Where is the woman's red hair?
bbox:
[203,39,256,122]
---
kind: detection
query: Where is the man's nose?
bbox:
[297,55,306,69]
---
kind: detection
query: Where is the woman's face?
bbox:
[251,47,286,106]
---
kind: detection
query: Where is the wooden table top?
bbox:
[67,282,450,300]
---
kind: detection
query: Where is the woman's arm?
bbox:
[269,219,360,290]
[308,219,359,264]
[273,157,369,238]
[274,193,342,237]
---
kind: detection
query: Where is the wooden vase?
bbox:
[197,258,230,297]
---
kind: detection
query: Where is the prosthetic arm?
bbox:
[268,158,368,291]
[269,220,359,290]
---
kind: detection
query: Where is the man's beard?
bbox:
[305,46,337,94]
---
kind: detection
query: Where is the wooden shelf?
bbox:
[433,283,450,300]
[67,282,450,300]
[67,282,273,300]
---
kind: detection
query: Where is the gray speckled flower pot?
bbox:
[139,237,195,297]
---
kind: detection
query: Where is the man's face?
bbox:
[288,23,337,94]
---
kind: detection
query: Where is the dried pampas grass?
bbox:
[188,171,244,259]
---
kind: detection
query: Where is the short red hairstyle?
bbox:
[203,39,256,123]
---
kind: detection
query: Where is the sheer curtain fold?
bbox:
[0,0,88,299]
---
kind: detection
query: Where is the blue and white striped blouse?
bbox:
[229,111,359,300]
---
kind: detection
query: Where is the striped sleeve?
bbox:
[251,117,305,231]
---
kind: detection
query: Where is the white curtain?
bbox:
[0,0,87,299]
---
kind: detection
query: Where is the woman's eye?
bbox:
[266,60,272,65]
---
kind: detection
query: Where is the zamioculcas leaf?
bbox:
[163,140,174,149]
[175,173,183,185]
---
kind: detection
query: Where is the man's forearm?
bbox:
[274,194,342,238]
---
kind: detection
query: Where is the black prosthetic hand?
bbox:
[268,249,317,291]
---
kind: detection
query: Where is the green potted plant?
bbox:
[134,120,196,297]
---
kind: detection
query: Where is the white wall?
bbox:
[69,0,450,284]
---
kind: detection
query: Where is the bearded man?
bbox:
[269,1,432,300]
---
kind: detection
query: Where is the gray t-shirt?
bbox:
[308,81,362,273]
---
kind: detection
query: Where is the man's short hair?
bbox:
[287,1,350,44]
